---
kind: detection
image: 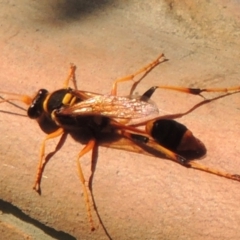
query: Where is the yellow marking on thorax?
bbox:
[63,93,76,106]
[43,93,51,113]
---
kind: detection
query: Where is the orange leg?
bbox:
[62,64,77,89]
[187,161,240,181]
[153,85,240,97]
[0,65,78,105]
[119,122,240,182]
[147,131,240,181]
[111,53,167,96]
[33,128,64,192]
[119,128,186,164]
[132,132,240,182]
[76,139,96,231]
[110,119,185,163]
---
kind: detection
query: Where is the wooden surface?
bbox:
[0,1,240,239]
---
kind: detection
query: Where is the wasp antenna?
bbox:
[0,91,33,105]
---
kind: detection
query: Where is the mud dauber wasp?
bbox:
[0,53,240,231]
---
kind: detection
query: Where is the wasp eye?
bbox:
[27,89,48,119]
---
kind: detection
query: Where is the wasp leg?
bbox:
[120,129,187,164]
[143,118,240,182]
[111,53,167,96]
[76,139,96,231]
[174,86,240,95]
[140,85,240,101]
[33,128,64,193]
[123,124,240,182]
[109,120,185,162]
[187,161,240,182]
[62,64,77,89]
[141,86,240,101]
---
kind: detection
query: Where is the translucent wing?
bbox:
[59,94,159,125]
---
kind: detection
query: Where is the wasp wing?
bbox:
[59,94,159,125]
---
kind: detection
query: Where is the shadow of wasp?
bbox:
[0,53,240,231]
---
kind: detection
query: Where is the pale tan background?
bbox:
[0,1,240,239]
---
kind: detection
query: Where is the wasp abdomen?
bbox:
[146,119,206,155]
[146,119,187,151]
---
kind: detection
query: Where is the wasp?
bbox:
[0,53,240,231]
